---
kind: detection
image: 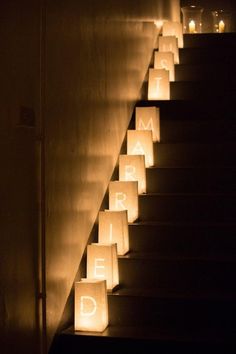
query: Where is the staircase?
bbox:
[50,33,236,354]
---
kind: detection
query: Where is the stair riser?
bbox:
[183,33,236,49]
[129,224,236,254]
[170,82,236,100]
[154,143,236,167]
[179,48,236,64]
[143,80,236,100]
[160,120,236,143]
[137,100,235,121]
[50,332,235,354]
[139,194,236,222]
[108,295,236,328]
[146,168,236,193]
[175,64,235,82]
[118,258,236,290]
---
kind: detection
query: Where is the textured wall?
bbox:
[0,1,41,354]
[0,0,180,352]
[44,0,180,350]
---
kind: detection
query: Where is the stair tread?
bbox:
[131,220,236,227]
[148,165,236,170]
[139,192,236,197]
[62,325,236,342]
[110,287,236,301]
[170,80,236,86]
[156,141,236,146]
[176,63,232,69]
[137,98,236,106]
[119,251,236,262]
[138,98,234,103]
[149,166,236,170]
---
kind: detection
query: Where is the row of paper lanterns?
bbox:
[74,21,183,332]
[149,21,183,100]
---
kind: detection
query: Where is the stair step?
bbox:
[183,33,236,48]
[143,80,236,100]
[175,63,234,82]
[139,193,236,222]
[179,47,236,64]
[118,252,236,290]
[50,325,236,354]
[53,33,236,354]
[108,288,236,328]
[129,221,236,254]
[170,81,236,100]
[154,142,236,167]
[137,99,235,120]
[160,120,236,143]
[146,166,236,193]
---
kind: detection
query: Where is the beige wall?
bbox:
[0,0,180,352]
[0,1,41,354]
[44,0,180,350]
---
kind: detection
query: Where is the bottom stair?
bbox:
[50,325,236,354]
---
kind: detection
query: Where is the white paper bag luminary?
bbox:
[98,210,129,256]
[87,243,119,291]
[109,181,138,223]
[158,35,179,64]
[119,154,146,194]
[148,68,170,101]
[162,21,184,48]
[127,130,154,167]
[74,279,108,332]
[154,51,175,82]
[135,106,160,142]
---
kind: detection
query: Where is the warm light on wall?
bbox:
[135,106,160,142]
[74,279,108,332]
[87,243,119,291]
[159,36,179,64]
[154,20,164,29]
[154,51,175,82]
[109,181,138,223]
[127,130,154,167]
[98,210,129,256]
[119,154,146,194]
[148,68,170,101]
[162,21,184,48]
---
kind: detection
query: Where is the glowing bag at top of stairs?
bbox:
[87,243,119,291]
[158,35,179,64]
[135,106,160,142]
[154,51,175,82]
[162,21,184,48]
[98,210,129,256]
[127,130,154,167]
[119,154,146,194]
[148,69,170,101]
[109,181,138,223]
[74,279,108,332]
